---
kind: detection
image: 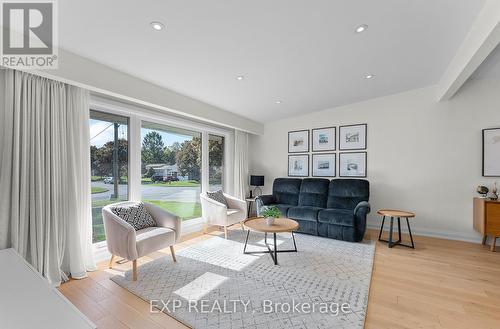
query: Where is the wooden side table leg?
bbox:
[388,217,394,248]
[378,216,386,241]
[406,217,415,249]
[491,237,497,252]
[481,235,487,245]
[397,217,402,243]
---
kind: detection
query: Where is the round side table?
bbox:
[377,209,415,249]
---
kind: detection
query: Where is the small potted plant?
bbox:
[261,206,281,226]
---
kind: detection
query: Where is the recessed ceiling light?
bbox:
[355,24,368,33]
[364,74,375,79]
[150,21,165,31]
[236,75,244,81]
[275,100,282,104]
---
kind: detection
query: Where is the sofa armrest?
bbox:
[256,195,276,216]
[353,201,371,241]
[144,203,182,243]
[354,201,371,216]
[102,208,138,260]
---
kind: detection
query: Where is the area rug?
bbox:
[111,230,375,329]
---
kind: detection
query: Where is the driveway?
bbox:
[91,181,206,202]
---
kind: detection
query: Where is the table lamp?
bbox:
[249,175,264,198]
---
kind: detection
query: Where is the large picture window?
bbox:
[141,122,202,221]
[89,111,129,243]
[209,134,225,191]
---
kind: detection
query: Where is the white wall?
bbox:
[249,77,500,243]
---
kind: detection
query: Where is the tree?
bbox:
[142,131,165,164]
[163,146,176,165]
[90,145,99,177]
[176,137,201,181]
[209,137,224,184]
[165,142,181,165]
[93,139,128,179]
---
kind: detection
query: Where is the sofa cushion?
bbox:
[298,178,330,208]
[288,206,323,222]
[318,208,355,226]
[111,202,156,231]
[265,204,293,217]
[273,178,302,206]
[136,227,176,257]
[327,179,369,210]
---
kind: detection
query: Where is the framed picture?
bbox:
[339,152,367,177]
[312,153,336,177]
[288,130,309,153]
[483,128,500,177]
[312,127,336,152]
[339,124,367,150]
[288,154,309,177]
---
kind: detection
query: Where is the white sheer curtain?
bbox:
[233,130,249,200]
[0,68,96,285]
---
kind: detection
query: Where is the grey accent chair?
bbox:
[102,201,181,281]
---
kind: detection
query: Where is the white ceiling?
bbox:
[58,0,485,122]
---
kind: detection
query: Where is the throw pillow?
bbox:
[206,190,229,207]
[111,202,156,231]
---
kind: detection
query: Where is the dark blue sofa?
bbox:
[256,178,370,242]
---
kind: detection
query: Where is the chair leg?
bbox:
[132,260,137,281]
[108,254,115,269]
[224,226,228,239]
[491,237,497,252]
[170,245,177,262]
[240,222,245,231]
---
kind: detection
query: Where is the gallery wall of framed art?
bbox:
[288,154,309,177]
[287,124,368,178]
[483,128,500,177]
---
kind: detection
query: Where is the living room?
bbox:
[1,1,500,329]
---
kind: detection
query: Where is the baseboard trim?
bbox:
[366,223,486,245]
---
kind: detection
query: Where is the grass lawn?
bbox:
[141,179,201,188]
[91,186,108,194]
[143,200,201,220]
[91,199,201,243]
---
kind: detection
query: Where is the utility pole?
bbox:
[112,123,119,199]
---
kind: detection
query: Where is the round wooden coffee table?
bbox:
[377,209,415,249]
[243,217,299,265]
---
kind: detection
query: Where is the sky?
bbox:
[89,119,191,148]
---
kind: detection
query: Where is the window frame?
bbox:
[89,110,131,246]
[90,96,233,246]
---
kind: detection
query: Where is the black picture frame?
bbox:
[339,124,367,150]
[288,130,310,153]
[312,126,336,152]
[483,128,500,177]
[312,153,336,177]
[288,154,309,177]
[339,152,367,178]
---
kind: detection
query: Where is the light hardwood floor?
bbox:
[59,228,500,329]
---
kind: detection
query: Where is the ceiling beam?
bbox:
[437,0,500,101]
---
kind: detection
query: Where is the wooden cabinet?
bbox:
[473,197,500,251]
